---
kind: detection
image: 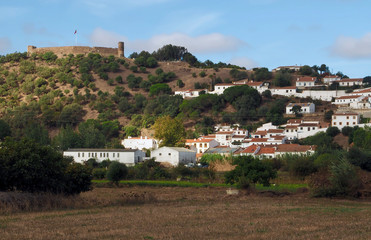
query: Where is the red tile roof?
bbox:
[336,95,361,100]
[253,131,267,136]
[186,139,214,143]
[276,144,314,152]
[336,78,363,82]
[241,145,259,154]
[256,147,275,155]
[297,76,316,82]
[333,112,359,116]
[251,138,269,142]
[267,129,285,134]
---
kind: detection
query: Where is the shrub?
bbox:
[106,161,128,184]
[224,156,277,188]
[92,168,107,179]
[199,71,206,77]
[326,126,340,137]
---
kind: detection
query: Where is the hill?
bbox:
[0,49,333,149]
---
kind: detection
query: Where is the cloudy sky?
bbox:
[1,0,371,77]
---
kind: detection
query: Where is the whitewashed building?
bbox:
[63,149,146,166]
[174,89,208,98]
[151,147,196,166]
[349,97,371,109]
[286,102,315,114]
[333,95,363,105]
[185,138,219,154]
[296,77,317,88]
[332,112,360,129]
[323,75,341,84]
[272,66,301,72]
[122,136,158,150]
[335,78,363,87]
[213,83,234,95]
[270,86,297,96]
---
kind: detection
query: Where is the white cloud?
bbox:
[230,57,258,69]
[0,37,11,53]
[331,33,371,58]
[90,28,246,54]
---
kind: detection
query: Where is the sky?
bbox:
[1,0,371,77]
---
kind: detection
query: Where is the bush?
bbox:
[92,168,107,179]
[0,138,92,195]
[224,156,277,188]
[199,71,206,77]
[106,161,128,184]
[326,126,340,137]
[341,126,353,136]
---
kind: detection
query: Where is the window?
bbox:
[333,122,336,125]
[88,153,90,157]
[168,153,171,156]
[353,116,356,119]
[113,153,115,158]
[347,122,349,126]
[159,153,162,156]
[117,153,119,157]
[78,153,80,157]
[333,116,336,119]
[346,116,349,119]
[339,122,342,125]
[82,153,84,157]
[353,122,356,125]
[100,153,102,157]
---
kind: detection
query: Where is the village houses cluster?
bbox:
[64,66,371,167]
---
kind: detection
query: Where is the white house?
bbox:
[122,136,158,150]
[335,78,363,87]
[63,148,146,166]
[332,112,360,129]
[151,147,196,166]
[270,86,297,96]
[185,138,219,154]
[323,75,341,84]
[213,83,234,95]
[275,144,316,157]
[286,102,315,114]
[272,66,301,72]
[349,97,371,109]
[174,89,208,98]
[333,95,363,105]
[350,88,371,97]
[296,77,316,88]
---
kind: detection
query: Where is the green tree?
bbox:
[153,116,185,147]
[0,119,11,140]
[149,83,172,96]
[0,137,91,195]
[59,103,84,126]
[224,156,277,188]
[273,72,292,87]
[78,120,106,148]
[299,65,313,75]
[326,126,340,137]
[106,161,128,185]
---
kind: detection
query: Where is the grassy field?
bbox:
[1,186,371,240]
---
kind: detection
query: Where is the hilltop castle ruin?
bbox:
[27,42,125,58]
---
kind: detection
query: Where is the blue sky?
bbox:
[1,0,371,77]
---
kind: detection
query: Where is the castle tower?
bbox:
[118,42,124,57]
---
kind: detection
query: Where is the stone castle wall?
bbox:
[27,42,124,58]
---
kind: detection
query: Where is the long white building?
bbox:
[63,148,146,166]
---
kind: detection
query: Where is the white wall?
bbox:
[151,147,196,166]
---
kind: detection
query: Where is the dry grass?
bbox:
[1,187,371,239]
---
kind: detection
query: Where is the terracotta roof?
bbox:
[336,95,361,100]
[276,144,314,152]
[336,78,363,82]
[287,102,313,107]
[354,88,371,93]
[324,75,340,79]
[251,138,269,142]
[186,139,214,143]
[333,112,359,116]
[253,131,267,136]
[201,135,216,139]
[298,123,319,127]
[215,83,235,87]
[232,135,247,139]
[273,135,285,140]
[285,125,298,129]
[287,119,302,124]
[246,82,264,86]
[267,129,284,133]
[241,145,259,154]
[216,131,234,135]
[297,77,316,82]
[256,147,275,155]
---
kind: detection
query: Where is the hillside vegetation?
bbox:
[0,45,358,150]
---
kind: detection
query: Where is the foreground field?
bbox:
[1,187,371,240]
